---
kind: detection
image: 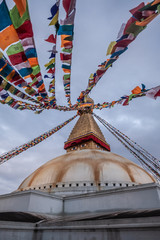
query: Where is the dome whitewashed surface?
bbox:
[18,149,155,194]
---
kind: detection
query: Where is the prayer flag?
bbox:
[131,86,141,94]
[13,0,27,17]
[16,20,33,40]
[60,8,76,25]
[0,0,12,31]
[48,1,59,20]
[106,41,117,56]
[10,3,29,29]
[0,25,19,50]
[135,13,157,27]
[49,12,59,26]
[6,42,24,55]
[45,34,56,43]
[8,51,27,65]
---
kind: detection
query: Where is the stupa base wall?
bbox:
[0,183,159,215]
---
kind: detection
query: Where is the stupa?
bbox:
[0,100,160,240]
[17,111,154,195]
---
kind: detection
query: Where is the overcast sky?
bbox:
[0,0,160,194]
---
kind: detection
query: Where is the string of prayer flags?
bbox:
[8,0,49,101]
[78,1,160,102]
[0,114,77,164]
[45,1,60,107]
[146,85,160,99]
[93,85,160,110]
[0,52,45,103]
[0,77,39,105]
[48,0,60,26]
[59,0,77,105]
[0,79,41,112]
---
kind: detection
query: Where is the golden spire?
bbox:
[64,112,110,152]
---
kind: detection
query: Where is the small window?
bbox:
[113,183,116,186]
[119,183,122,186]
[98,183,101,186]
[44,186,46,189]
[96,145,100,148]
[62,184,65,187]
[50,185,52,188]
[55,184,58,188]
[71,146,77,151]
[91,183,93,186]
[81,143,86,148]
[76,183,79,187]
[126,184,129,187]
[39,187,41,189]
[105,183,108,186]
[69,184,72,187]
[83,183,86,186]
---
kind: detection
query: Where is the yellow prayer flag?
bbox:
[5,96,12,103]
[106,41,117,56]
[49,96,55,100]
[0,51,3,59]
[89,73,94,79]
[44,58,55,68]
[49,12,59,26]
[9,86,15,93]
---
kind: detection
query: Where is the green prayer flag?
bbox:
[126,23,146,37]
[157,4,160,13]
[46,63,55,70]
[7,99,14,105]
[29,77,37,86]
[32,65,40,75]
[6,42,24,56]
[64,36,73,41]
[63,74,70,80]
[25,88,36,95]
[62,48,72,53]
[4,82,11,91]
[129,94,134,101]
[9,3,29,29]
[12,88,19,95]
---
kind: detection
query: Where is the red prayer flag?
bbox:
[16,20,33,40]
[47,68,55,74]
[60,53,72,61]
[123,96,129,106]
[8,52,27,65]
[63,0,71,14]
[45,34,56,44]
[155,90,160,98]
